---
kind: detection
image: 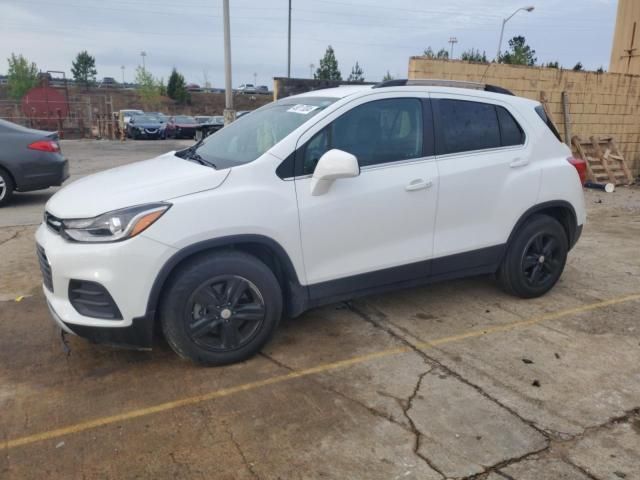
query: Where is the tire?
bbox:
[497,214,568,298]
[160,250,283,365]
[0,168,15,207]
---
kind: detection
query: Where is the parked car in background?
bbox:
[237,84,256,94]
[186,84,202,92]
[194,115,225,141]
[165,115,198,139]
[146,112,168,124]
[0,119,68,206]
[127,115,166,140]
[99,77,118,88]
[256,85,269,94]
[34,81,586,365]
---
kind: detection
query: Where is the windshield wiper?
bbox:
[177,141,217,169]
[188,151,217,169]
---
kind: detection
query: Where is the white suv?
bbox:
[36,80,586,365]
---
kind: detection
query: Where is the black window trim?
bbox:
[432,97,527,158]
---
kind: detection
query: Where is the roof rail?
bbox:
[372,78,514,96]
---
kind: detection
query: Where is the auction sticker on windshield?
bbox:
[287,104,319,115]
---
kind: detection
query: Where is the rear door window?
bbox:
[435,99,501,155]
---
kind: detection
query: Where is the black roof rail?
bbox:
[372,79,408,88]
[372,78,514,96]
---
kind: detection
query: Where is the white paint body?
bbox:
[36,85,586,331]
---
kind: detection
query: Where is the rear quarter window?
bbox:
[534,105,562,142]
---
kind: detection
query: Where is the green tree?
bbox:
[596,66,605,74]
[499,36,537,66]
[347,61,365,82]
[315,46,342,81]
[424,47,449,59]
[544,61,560,69]
[572,62,584,71]
[135,66,161,108]
[71,50,97,91]
[460,48,488,63]
[382,71,394,81]
[436,48,449,60]
[6,53,39,100]
[167,68,189,103]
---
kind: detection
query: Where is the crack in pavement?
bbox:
[0,230,20,246]
[345,300,553,478]
[346,300,640,480]
[223,420,260,480]
[259,352,446,478]
[259,352,413,430]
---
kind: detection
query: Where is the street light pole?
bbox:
[287,0,292,78]
[223,0,235,125]
[140,51,147,71]
[496,6,535,61]
[121,65,125,84]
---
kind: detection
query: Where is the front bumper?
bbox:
[36,223,177,349]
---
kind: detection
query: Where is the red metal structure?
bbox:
[21,85,69,131]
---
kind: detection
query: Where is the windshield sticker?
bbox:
[287,104,319,115]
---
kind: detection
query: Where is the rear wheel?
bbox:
[0,168,15,207]
[160,251,282,365]
[498,214,568,298]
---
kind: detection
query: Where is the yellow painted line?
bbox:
[4,292,640,451]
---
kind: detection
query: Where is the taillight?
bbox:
[567,157,587,185]
[28,140,60,153]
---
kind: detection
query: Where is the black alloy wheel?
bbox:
[186,275,266,351]
[160,250,282,365]
[497,214,568,298]
[521,233,562,287]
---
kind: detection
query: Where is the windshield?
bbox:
[194,97,336,169]
[135,116,158,123]
[175,116,196,124]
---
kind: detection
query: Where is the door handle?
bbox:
[510,157,529,168]
[405,179,433,191]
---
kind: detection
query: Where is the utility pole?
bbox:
[309,63,314,78]
[287,0,292,77]
[140,51,147,71]
[121,65,125,84]
[448,37,458,59]
[253,72,257,86]
[223,0,235,125]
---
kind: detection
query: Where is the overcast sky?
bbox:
[1,0,617,87]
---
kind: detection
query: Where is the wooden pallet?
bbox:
[571,135,634,185]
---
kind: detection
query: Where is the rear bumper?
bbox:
[17,155,69,192]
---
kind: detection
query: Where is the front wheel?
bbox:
[497,214,568,298]
[160,251,282,365]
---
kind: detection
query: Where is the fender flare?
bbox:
[506,200,579,250]
[145,234,306,319]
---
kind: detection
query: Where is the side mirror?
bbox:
[310,149,360,196]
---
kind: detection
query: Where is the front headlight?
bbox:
[62,203,170,243]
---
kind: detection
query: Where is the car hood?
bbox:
[46,151,230,218]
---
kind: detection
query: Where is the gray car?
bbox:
[0,119,69,206]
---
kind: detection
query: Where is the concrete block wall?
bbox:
[409,58,640,176]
